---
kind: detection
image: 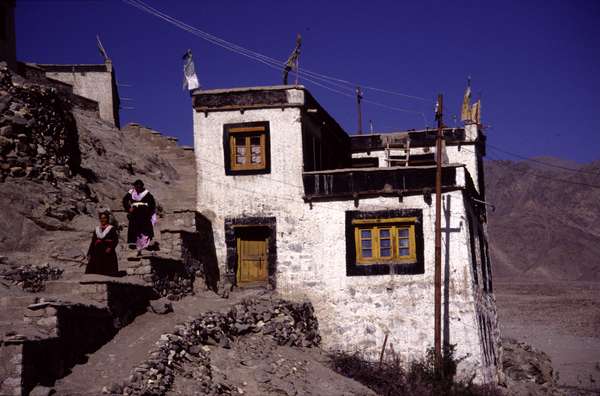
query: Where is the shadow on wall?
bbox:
[195,212,220,292]
[443,195,462,350]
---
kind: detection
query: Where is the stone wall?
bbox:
[124,225,205,298]
[42,61,120,128]
[0,342,23,396]
[0,64,83,183]
[17,63,100,113]
[0,279,156,395]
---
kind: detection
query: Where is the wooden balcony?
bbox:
[302,164,463,201]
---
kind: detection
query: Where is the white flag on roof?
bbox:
[182,49,200,91]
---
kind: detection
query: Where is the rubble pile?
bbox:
[501,338,563,395]
[150,257,195,300]
[116,297,320,395]
[0,63,81,183]
[0,263,63,292]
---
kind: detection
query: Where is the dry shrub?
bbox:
[330,345,502,396]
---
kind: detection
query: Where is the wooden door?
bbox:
[236,234,268,284]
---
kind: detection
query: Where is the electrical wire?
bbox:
[125,0,599,190]
[132,0,425,100]
[123,0,429,109]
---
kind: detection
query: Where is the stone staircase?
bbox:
[120,123,196,213]
[0,123,204,395]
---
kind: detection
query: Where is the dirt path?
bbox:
[495,281,600,393]
[52,289,261,395]
[170,335,376,396]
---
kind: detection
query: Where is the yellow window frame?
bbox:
[354,219,417,265]
[229,126,266,171]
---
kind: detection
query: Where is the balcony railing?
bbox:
[302,164,462,201]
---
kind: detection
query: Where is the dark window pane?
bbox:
[380,247,391,257]
[360,229,371,239]
[235,136,245,146]
[361,239,372,249]
[380,229,390,238]
[250,136,261,146]
[399,248,410,256]
[362,248,372,258]
[399,239,409,248]
[380,239,391,248]
[399,228,409,238]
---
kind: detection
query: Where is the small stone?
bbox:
[0,125,14,137]
[149,298,173,315]
[29,386,55,396]
[37,316,57,328]
[109,383,122,394]
[9,166,24,177]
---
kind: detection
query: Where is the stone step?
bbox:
[44,280,85,296]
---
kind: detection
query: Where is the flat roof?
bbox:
[36,64,109,73]
[191,84,304,96]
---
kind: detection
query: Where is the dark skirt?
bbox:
[127,209,154,244]
[86,242,119,276]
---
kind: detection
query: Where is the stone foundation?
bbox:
[0,278,156,395]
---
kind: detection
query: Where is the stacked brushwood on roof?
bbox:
[0,62,81,182]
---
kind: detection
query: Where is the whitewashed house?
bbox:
[191,85,500,383]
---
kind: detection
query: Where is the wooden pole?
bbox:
[356,87,363,134]
[434,93,444,370]
[379,332,389,368]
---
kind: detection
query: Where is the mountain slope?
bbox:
[486,158,600,281]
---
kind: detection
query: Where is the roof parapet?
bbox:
[192,84,306,112]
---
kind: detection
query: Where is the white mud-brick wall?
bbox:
[193,92,306,268]
[45,68,118,127]
[193,88,497,383]
[277,190,493,383]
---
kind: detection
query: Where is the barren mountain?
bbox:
[485,158,600,281]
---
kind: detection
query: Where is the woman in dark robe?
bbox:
[122,179,156,255]
[86,211,119,276]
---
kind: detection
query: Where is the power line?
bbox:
[124,0,599,190]
[122,0,428,106]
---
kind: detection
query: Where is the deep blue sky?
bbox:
[15,0,600,162]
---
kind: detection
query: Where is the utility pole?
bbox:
[434,93,444,371]
[356,86,363,134]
